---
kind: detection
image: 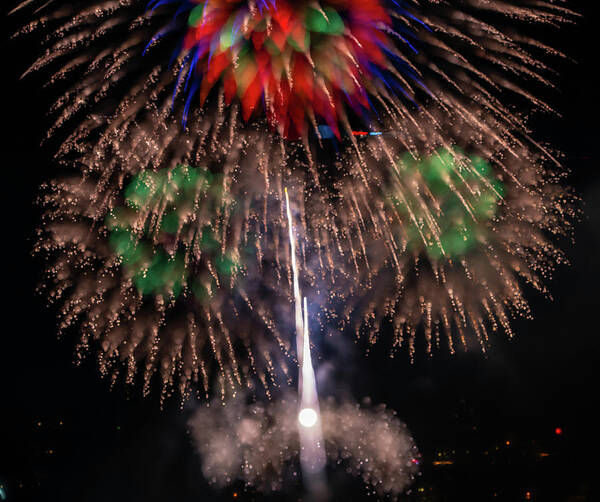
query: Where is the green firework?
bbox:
[106,165,241,300]
[390,148,505,260]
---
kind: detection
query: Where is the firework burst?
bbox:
[172,0,393,139]
[332,116,576,356]
[16,0,578,397]
[36,161,301,402]
[14,0,575,156]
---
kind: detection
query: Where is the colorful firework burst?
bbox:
[14,0,577,399]
[171,0,392,138]
[14,0,575,153]
[35,164,298,402]
[333,130,576,356]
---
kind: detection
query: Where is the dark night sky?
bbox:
[1,1,599,501]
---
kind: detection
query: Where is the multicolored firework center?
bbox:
[391,148,505,260]
[106,164,241,301]
[173,0,392,138]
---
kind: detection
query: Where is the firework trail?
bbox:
[286,188,327,497]
[189,393,419,498]
[298,298,327,498]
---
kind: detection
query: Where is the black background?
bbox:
[1,1,599,501]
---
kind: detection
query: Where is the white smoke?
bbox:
[188,394,419,498]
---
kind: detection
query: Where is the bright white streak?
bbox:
[285,188,328,500]
[301,297,320,418]
[285,187,305,372]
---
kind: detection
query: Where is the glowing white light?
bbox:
[298,407,318,428]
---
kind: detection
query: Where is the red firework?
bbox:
[182,0,391,138]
